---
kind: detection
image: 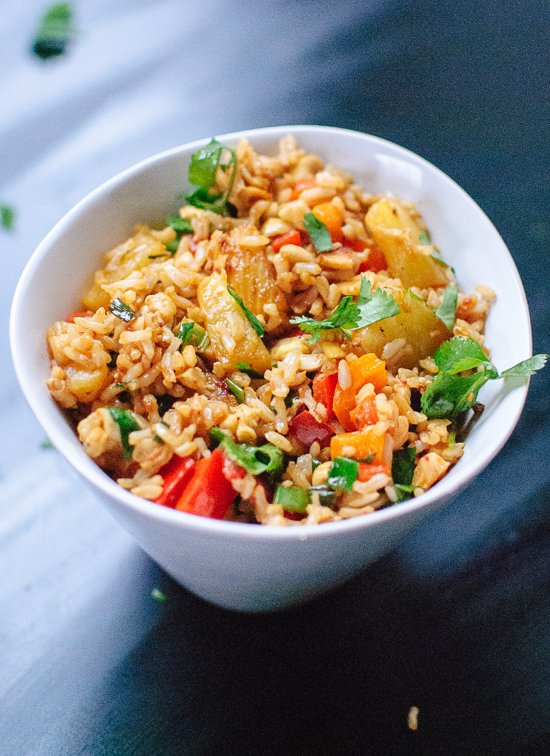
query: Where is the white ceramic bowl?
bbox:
[10,126,532,612]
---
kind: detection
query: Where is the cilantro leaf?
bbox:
[227,284,265,337]
[166,215,192,234]
[434,336,491,374]
[500,354,548,377]
[435,283,458,330]
[0,205,15,230]
[421,368,496,419]
[185,139,237,216]
[392,447,416,486]
[355,278,400,328]
[303,212,333,252]
[188,139,224,188]
[32,3,74,60]
[423,337,547,420]
[109,297,136,323]
[290,296,359,343]
[107,407,140,460]
[394,484,415,502]
[210,428,283,476]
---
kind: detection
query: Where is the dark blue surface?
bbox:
[2,1,549,753]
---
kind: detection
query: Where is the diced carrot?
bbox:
[343,236,368,251]
[176,449,237,519]
[359,246,387,273]
[349,396,378,429]
[311,202,344,242]
[312,372,338,421]
[358,462,390,482]
[290,177,316,200]
[272,229,302,252]
[330,428,386,462]
[65,309,92,323]
[332,354,387,431]
[155,456,196,508]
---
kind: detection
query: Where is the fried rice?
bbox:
[45,135,495,525]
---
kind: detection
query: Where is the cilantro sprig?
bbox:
[290,275,400,343]
[185,138,237,216]
[421,337,548,419]
[227,284,265,337]
[165,215,192,253]
[31,3,74,60]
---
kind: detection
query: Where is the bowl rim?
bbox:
[10,124,533,542]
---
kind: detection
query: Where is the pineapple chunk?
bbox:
[356,291,450,370]
[82,228,166,310]
[365,198,450,289]
[197,270,271,375]
[224,227,287,322]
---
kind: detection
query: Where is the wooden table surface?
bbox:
[1,1,548,753]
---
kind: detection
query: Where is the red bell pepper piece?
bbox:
[272,229,302,252]
[359,246,387,273]
[176,449,237,519]
[312,372,338,421]
[342,236,368,251]
[288,410,334,447]
[155,456,196,508]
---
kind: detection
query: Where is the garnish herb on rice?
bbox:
[0,205,15,230]
[165,215,193,253]
[303,212,333,252]
[210,427,283,476]
[176,320,209,351]
[31,2,74,60]
[227,284,265,337]
[225,378,245,403]
[109,297,136,323]
[236,361,264,379]
[107,407,140,460]
[435,283,458,330]
[290,275,400,343]
[391,447,417,501]
[421,336,548,419]
[186,138,237,215]
[44,137,548,526]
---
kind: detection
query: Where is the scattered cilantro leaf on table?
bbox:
[0,205,15,230]
[32,3,74,60]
